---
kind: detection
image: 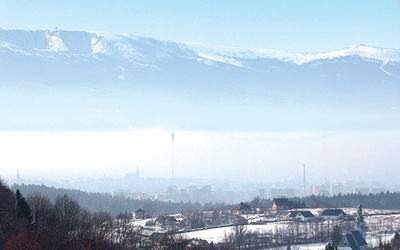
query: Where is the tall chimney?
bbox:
[171,133,175,178]
[303,164,306,195]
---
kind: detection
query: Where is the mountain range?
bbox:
[1,29,399,131]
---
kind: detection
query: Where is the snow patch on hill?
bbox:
[298,45,400,65]
[45,30,67,52]
[184,42,400,66]
[90,33,109,54]
[183,42,297,64]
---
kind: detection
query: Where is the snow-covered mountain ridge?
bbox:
[184,42,400,66]
[1,28,400,131]
[1,28,400,66]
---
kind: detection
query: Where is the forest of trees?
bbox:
[2,179,202,249]
[11,183,400,218]
[0,176,354,250]
[11,183,233,217]
[3,180,400,249]
[1,179,119,249]
[291,192,400,210]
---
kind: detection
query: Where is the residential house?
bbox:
[133,208,147,220]
[154,215,178,227]
[271,198,307,211]
[233,202,253,214]
[337,230,367,250]
[288,210,315,222]
[271,198,293,210]
[155,216,165,227]
[322,209,346,220]
[186,239,211,248]
[164,216,178,227]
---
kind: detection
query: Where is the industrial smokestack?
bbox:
[171,132,175,178]
[303,164,306,195]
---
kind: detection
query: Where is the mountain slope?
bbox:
[1,29,399,131]
[2,29,400,65]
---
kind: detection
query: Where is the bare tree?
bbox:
[27,193,59,249]
[159,229,188,250]
[231,224,249,249]
[112,219,144,249]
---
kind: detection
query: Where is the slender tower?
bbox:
[171,133,175,178]
[16,169,21,180]
[355,204,366,239]
[303,164,306,195]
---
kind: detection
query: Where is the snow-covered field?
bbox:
[180,208,400,246]
[116,208,400,250]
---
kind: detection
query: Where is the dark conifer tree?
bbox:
[16,189,33,225]
[0,179,17,249]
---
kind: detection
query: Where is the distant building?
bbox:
[370,188,386,194]
[259,188,265,199]
[192,187,212,203]
[288,210,315,222]
[330,183,344,196]
[354,188,369,195]
[154,215,178,227]
[310,184,330,196]
[322,209,346,220]
[233,202,252,214]
[271,198,306,211]
[272,198,292,210]
[124,166,140,184]
[133,208,147,220]
[167,185,179,194]
[186,238,211,248]
[271,188,295,198]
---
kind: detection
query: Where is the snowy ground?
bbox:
[268,242,328,250]
[181,208,400,246]
[128,208,400,248]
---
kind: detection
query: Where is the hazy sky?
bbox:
[1,1,400,186]
[0,0,399,52]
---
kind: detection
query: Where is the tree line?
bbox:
[11,183,233,217]
[12,184,400,217]
[292,192,400,209]
[4,179,400,249]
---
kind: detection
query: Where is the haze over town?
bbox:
[1,130,400,186]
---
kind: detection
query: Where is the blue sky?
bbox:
[1,1,400,186]
[1,0,399,52]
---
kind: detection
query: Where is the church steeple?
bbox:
[357,204,365,223]
[355,204,366,239]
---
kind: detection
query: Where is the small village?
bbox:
[122,197,400,249]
